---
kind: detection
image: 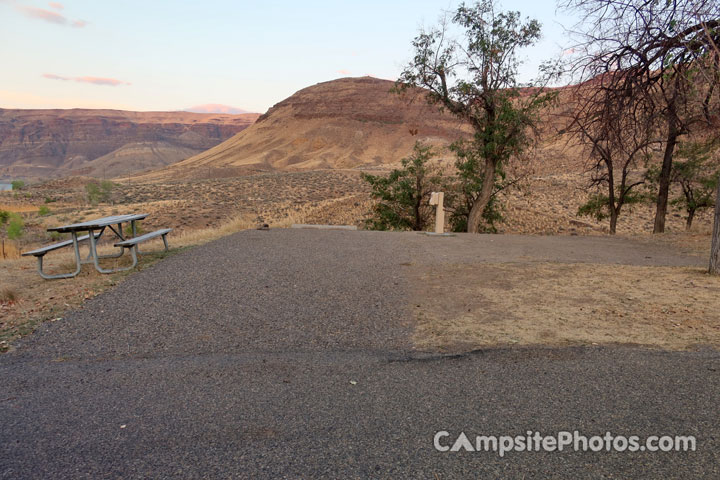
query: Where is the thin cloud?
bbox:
[337,69,351,75]
[17,4,87,27]
[20,6,66,24]
[76,76,131,86]
[42,73,70,81]
[43,73,131,86]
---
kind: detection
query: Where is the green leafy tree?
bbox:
[577,191,647,229]
[647,140,720,230]
[362,142,443,231]
[6,213,24,240]
[86,180,115,205]
[86,182,101,205]
[396,0,555,233]
[11,180,24,191]
[445,140,506,233]
[100,180,115,194]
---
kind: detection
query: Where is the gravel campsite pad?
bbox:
[1,230,719,478]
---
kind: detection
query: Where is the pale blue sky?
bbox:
[0,0,574,113]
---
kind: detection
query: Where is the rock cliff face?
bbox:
[135,77,472,180]
[0,109,259,179]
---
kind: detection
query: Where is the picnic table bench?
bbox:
[22,213,172,280]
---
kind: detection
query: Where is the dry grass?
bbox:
[0,204,39,213]
[1,170,371,242]
[412,262,720,352]
[497,172,716,236]
[0,286,18,304]
[166,214,257,247]
[1,240,21,260]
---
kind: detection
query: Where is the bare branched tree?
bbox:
[560,0,720,233]
[563,76,658,233]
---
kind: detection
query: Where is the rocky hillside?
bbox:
[134,77,472,180]
[0,109,259,179]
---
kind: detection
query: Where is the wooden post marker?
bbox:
[429,192,445,234]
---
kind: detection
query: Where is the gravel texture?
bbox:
[1,230,717,479]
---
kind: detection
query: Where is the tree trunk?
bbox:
[653,118,679,234]
[609,210,618,234]
[413,197,422,231]
[607,161,617,234]
[709,181,720,275]
[686,209,695,231]
[466,158,497,233]
[413,175,422,231]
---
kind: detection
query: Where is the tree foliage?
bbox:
[0,210,24,241]
[647,139,720,230]
[444,140,507,232]
[396,0,555,233]
[577,190,647,224]
[3,212,24,241]
[85,180,115,205]
[362,142,443,231]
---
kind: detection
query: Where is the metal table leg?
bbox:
[128,220,170,254]
[36,231,82,280]
[89,227,137,274]
[131,219,141,255]
[79,227,109,264]
[96,224,124,259]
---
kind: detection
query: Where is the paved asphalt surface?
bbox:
[1,230,718,479]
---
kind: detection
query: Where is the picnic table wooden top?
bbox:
[47,213,149,233]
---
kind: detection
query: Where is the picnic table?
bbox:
[22,213,171,280]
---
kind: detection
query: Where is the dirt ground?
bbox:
[0,170,371,239]
[2,169,714,250]
[1,168,718,353]
[410,257,720,352]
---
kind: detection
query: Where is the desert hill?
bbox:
[133,77,473,180]
[0,108,259,179]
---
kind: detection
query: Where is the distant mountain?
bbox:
[135,77,472,180]
[0,109,260,179]
[185,104,252,115]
